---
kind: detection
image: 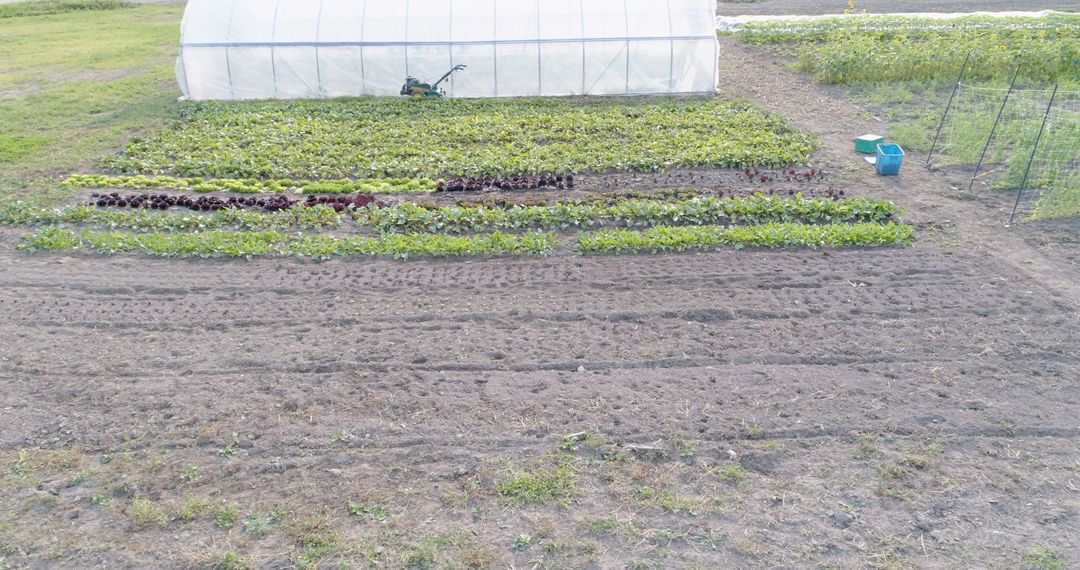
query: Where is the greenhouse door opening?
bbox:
[175,0,720,101]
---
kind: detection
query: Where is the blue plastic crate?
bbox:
[876,143,905,176]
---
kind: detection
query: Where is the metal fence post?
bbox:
[1009,84,1059,225]
[926,52,971,167]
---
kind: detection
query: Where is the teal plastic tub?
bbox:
[855,134,884,153]
[876,144,905,176]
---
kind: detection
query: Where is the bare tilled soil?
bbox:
[2,35,1080,570]
[1,240,1078,569]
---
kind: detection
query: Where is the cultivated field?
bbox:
[1,3,1078,570]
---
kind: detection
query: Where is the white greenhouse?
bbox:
[176,0,720,101]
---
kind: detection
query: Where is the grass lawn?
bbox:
[0,3,182,205]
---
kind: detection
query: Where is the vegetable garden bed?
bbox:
[5,192,913,259]
[102,98,816,179]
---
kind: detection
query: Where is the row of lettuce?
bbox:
[22,223,913,259]
[3,194,913,258]
[3,195,896,232]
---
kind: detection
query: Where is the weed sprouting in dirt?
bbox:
[130,497,168,528]
[289,515,342,567]
[854,434,880,460]
[399,532,492,570]
[716,465,750,486]
[213,504,239,528]
[179,465,200,485]
[242,508,286,537]
[202,552,253,570]
[177,494,210,522]
[513,534,532,551]
[1023,546,1065,570]
[329,429,353,443]
[496,462,578,507]
[348,500,389,523]
[584,517,618,536]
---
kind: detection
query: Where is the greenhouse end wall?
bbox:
[176,0,720,100]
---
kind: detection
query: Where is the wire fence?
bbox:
[929,76,1080,223]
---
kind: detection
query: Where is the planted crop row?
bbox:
[89,192,376,212]
[732,14,1080,45]
[0,202,341,231]
[63,174,438,194]
[576,222,915,253]
[438,174,573,192]
[19,222,914,260]
[741,167,828,185]
[352,195,897,234]
[22,227,557,260]
[102,98,816,179]
[734,14,1080,84]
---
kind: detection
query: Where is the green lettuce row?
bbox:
[21,227,557,260]
[354,195,897,234]
[0,202,342,231]
[62,174,438,194]
[576,222,914,253]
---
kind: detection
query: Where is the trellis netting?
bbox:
[176,0,720,101]
[930,82,1080,222]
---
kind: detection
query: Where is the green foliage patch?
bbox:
[734,15,1080,84]
[1023,546,1065,570]
[63,174,438,195]
[355,195,898,234]
[1030,173,1080,221]
[21,227,558,260]
[0,136,51,163]
[0,202,342,231]
[496,463,579,507]
[577,222,914,253]
[104,98,816,179]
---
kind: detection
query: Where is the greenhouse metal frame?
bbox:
[176,0,720,100]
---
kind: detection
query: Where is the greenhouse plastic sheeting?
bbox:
[176,0,719,100]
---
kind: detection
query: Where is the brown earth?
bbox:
[1,36,1079,570]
